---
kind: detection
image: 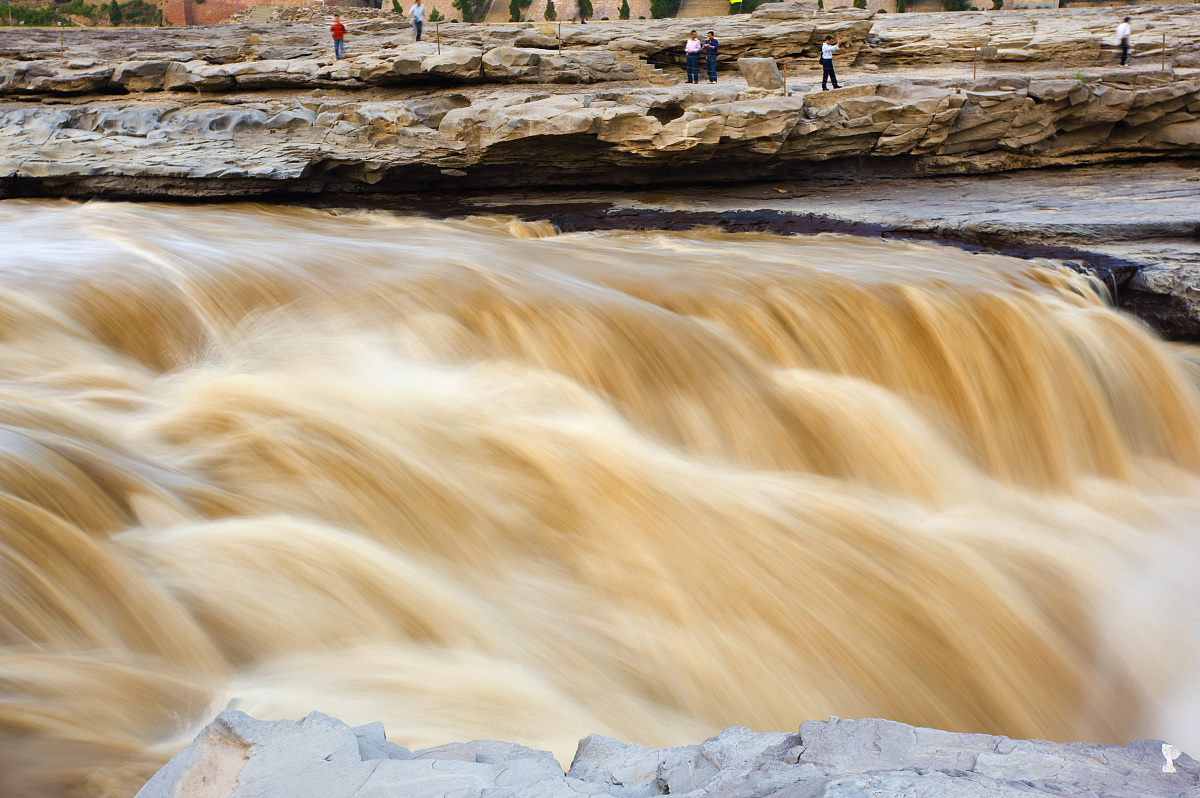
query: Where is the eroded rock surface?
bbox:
[135,711,1197,798]
[3,9,1200,197]
[3,71,1199,194]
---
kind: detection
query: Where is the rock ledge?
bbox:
[135,711,1197,798]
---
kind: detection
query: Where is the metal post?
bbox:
[436,22,440,54]
[1162,32,1166,72]
[558,22,562,53]
[973,46,977,80]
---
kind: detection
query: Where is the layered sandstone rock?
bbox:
[135,711,1197,798]
[3,8,1199,98]
[3,70,1198,193]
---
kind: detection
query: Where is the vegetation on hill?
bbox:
[0,0,160,27]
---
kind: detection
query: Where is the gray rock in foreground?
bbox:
[135,711,1197,798]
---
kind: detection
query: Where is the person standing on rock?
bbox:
[703,31,719,83]
[330,14,347,61]
[820,35,841,91]
[1116,16,1132,67]
[685,30,702,84]
[409,1,426,42]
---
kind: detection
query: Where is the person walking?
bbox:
[409,1,426,42]
[820,35,840,90]
[330,14,347,60]
[1116,16,1131,67]
[703,31,719,83]
[685,30,702,84]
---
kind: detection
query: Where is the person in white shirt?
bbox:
[820,36,840,91]
[409,1,426,42]
[684,30,703,84]
[1116,17,1131,67]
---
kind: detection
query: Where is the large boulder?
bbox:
[738,57,785,91]
[482,46,543,81]
[751,1,819,20]
[111,61,172,92]
[421,48,483,80]
[357,51,429,84]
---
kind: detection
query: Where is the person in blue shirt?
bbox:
[703,31,719,83]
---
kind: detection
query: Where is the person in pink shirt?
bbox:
[684,30,702,84]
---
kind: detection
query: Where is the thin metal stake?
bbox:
[973,46,977,81]
[558,22,561,53]
[436,22,440,54]
[1162,32,1166,72]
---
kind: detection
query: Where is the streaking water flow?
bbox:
[0,201,1197,798]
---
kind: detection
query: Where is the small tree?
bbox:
[451,0,486,20]
[579,0,591,19]
[509,0,522,19]
[618,0,629,17]
[108,0,123,25]
[544,0,556,19]
[852,0,864,6]
[649,0,680,17]
[428,7,444,19]
[392,0,403,11]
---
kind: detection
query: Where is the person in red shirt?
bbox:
[330,15,347,60]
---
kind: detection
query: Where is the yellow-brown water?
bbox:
[0,200,1198,797]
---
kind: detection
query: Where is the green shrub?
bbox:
[451,0,486,21]
[941,0,969,9]
[852,0,865,7]
[992,0,1002,6]
[649,0,681,16]
[579,0,592,18]
[4,6,61,25]
[60,0,99,18]
[108,0,123,25]
[544,0,556,18]
[428,7,444,20]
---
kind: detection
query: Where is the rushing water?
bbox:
[0,200,1198,797]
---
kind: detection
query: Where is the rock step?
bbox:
[679,0,732,18]
[621,52,679,85]
[243,5,276,24]
[483,0,513,23]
